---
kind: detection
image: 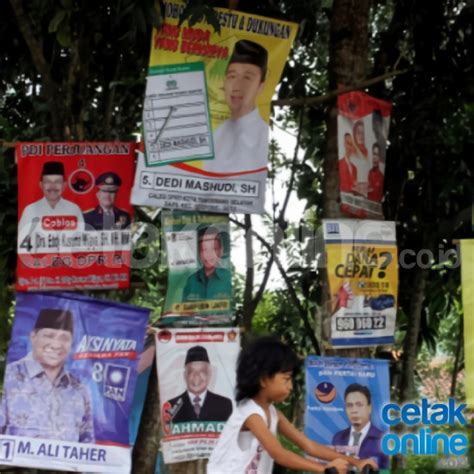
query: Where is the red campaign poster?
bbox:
[16,142,136,291]
[337,92,392,219]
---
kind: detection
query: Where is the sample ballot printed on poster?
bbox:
[143,62,214,167]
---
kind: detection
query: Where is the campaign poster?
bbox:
[161,211,232,325]
[305,356,390,471]
[461,240,474,408]
[143,62,214,166]
[131,0,298,214]
[0,292,150,473]
[156,327,239,463]
[16,142,135,291]
[337,91,392,219]
[323,219,398,347]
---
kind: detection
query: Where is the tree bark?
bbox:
[132,362,161,473]
[242,214,255,332]
[321,0,370,351]
[399,267,428,402]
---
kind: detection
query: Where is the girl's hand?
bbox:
[354,458,378,471]
[325,458,350,473]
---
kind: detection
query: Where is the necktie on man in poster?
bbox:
[304,356,390,470]
[131,0,298,214]
[156,327,240,464]
[0,292,149,473]
[16,142,135,291]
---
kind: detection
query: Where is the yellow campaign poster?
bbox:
[323,219,398,347]
[461,240,474,407]
[131,0,298,214]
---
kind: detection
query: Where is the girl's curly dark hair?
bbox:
[235,336,300,403]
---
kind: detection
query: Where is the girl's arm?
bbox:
[244,414,349,473]
[277,410,378,471]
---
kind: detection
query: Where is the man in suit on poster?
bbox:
[332,383,389,469]
[164,345,233,423]
[83,171,131,230]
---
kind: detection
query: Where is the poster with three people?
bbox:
[131,0,298,214]
[337,91,392,219]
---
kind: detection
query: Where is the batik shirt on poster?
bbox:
[0,292,149,473]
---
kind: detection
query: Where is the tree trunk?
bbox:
[321,0,370,349]
[399,267,428,402]
[132,362,161,473]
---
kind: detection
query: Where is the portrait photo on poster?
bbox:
[156,328,240,464]
[131,2,298,214]
[337,92,392,219]
[203,39,269,175]
[161,211,233,325]
[0,291,150,472]
[305,356,391,470]
[16,142,135,291]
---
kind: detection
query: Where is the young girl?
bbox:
[207,337,378,473]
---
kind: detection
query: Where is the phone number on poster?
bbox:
[336,316,386,331]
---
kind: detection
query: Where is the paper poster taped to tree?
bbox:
[143,62,214,166]
[323,219,398,347]
[461,240,474,408]
[156,327,239,463]
[337,92,392,219]
[131,0,298,213]
[161,211,232,325]
[0,292,149,472]
[305,356,390,470]
[16,142,135,291]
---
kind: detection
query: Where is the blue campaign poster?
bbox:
[0,292,150,473]
[305,356,390,471]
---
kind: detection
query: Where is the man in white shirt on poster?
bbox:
[204,40,269,174]
[18,161,84,244]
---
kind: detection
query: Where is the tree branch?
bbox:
[230,217,320,354]
[242,214,255,332]
[271,69,408,107]
[278,107,305,222]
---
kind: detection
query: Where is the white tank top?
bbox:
[207,399,278,474]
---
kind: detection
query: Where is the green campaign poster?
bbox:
[162,211,233,325]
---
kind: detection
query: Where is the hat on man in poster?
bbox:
[41,161,65,177]
[184,345,210,365]
[229,40,269,78]
[34,308,74,332]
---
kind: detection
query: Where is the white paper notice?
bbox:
[143,62,214,166]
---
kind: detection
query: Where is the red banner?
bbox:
[16,142,135,290]
[337,92,392,219]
